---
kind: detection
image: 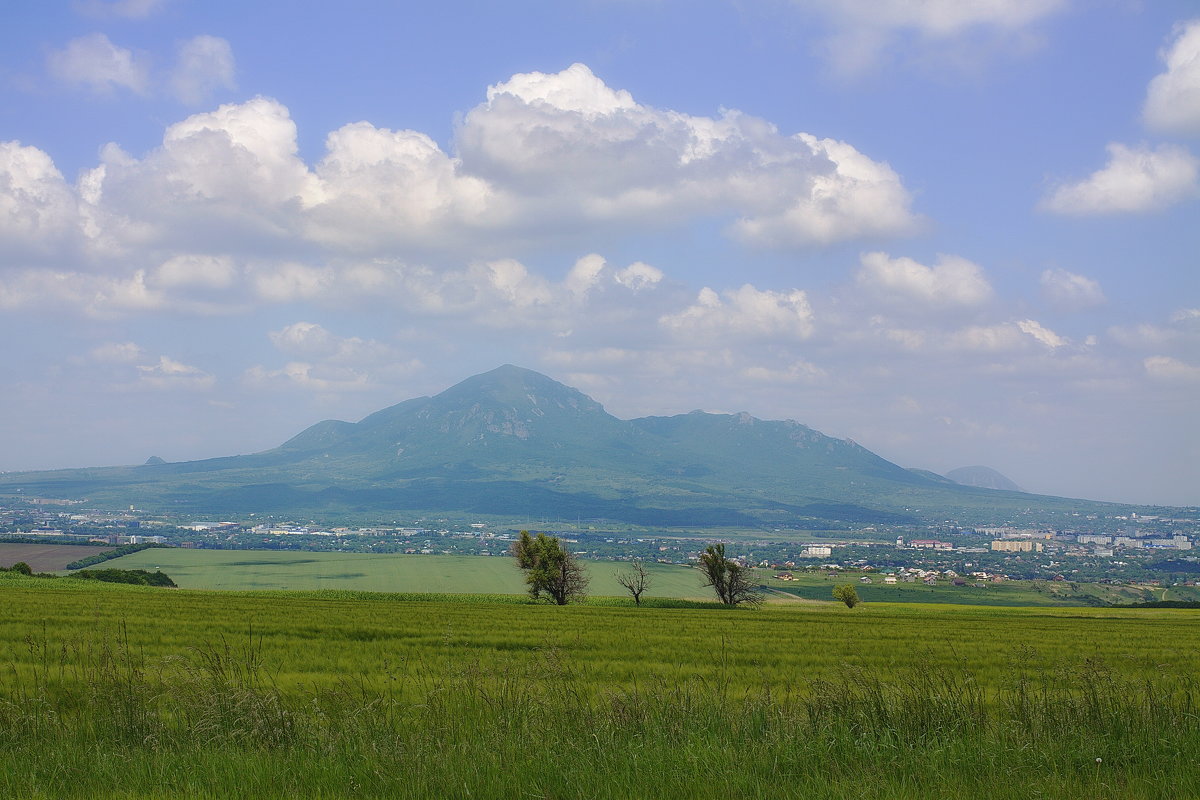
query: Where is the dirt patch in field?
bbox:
[0,543,108,572]
[762,588,828,605]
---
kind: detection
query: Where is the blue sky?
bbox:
[1,0,1197,506]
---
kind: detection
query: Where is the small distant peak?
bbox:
[946,465,1022,492]
[144,456,166,466]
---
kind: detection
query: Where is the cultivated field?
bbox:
[100,547,711,597]
[762,571,1187,606]
[0,542,104,572]
[2,573,1198,798]
[98,546,1181,607]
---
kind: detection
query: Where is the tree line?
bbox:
[511,532,861,609]
[64,541,172,570]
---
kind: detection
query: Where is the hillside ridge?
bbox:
[0,365,1144,525]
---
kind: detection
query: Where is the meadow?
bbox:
[96,546,1170,607]
[2,572,1198,798]
[99,547,710,597]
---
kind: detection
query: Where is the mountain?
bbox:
[946,466,1022,492]
[905,468,957,485]
[0,365,1141,527]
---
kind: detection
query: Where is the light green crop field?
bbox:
[761,571,1179,606]
[3,574,1198,799]
[99,547,1174,607]
[3,575,1196,689]
[100,547,710,596]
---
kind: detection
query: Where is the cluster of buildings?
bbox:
[903,538,956,551]
[838,566,1008,586]
[1075,533,1191,550]
[982,525,1194,557]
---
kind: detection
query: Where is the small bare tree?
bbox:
[697,544,762,606]
[615,561,652,605]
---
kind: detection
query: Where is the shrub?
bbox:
[833,584,860,608]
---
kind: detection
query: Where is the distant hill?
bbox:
[946,466,1022,492]
[0,365,1149,527]
[144,456,166,466]
[905,468,956,485]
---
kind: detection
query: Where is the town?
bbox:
[4,499,1196,590]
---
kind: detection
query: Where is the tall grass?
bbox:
[2,624,1197,799]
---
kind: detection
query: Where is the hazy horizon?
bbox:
[1,1,1197,507]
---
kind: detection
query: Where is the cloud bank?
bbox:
[2,64,920,274]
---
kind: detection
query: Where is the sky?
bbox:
[0,0,1197,507]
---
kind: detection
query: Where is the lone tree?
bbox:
[615,560,652,606]
[833,583,860,608]
[697,544,762,606]
[511,531,589,605]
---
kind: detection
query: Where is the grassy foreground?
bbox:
[2,574,1199,799]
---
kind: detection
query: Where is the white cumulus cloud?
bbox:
[251,262,332,303]
[244,362,373,394]
[0,141,79,257]
[1040,268,1105,310]
[7,67,920,268]
[661,284,814,340]
[88,97,322,247]
[1042,142,1200,215]
[171,35,236,105]
[268,321,396,365]
[791,0,1068,75]
[136,355,214,390]
[855,251,992,307]
[1015,318,1067,349]
[1144,355,1200,382]
[1144,19,1200,137]
[458,63,918,247]
[950,319,1067,351]
[306,121,494,251]
[47,33,148,95]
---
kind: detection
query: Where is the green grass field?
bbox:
[762,571,1176,606]
[99,548,710,596]
[97,547,1175,607]
[2,572,1199,798]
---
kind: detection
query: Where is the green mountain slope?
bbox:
[0,365,1155,526]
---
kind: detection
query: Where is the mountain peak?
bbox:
[0,364,1108,525]
[946,465,1022,492]
[435,365,605,415]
